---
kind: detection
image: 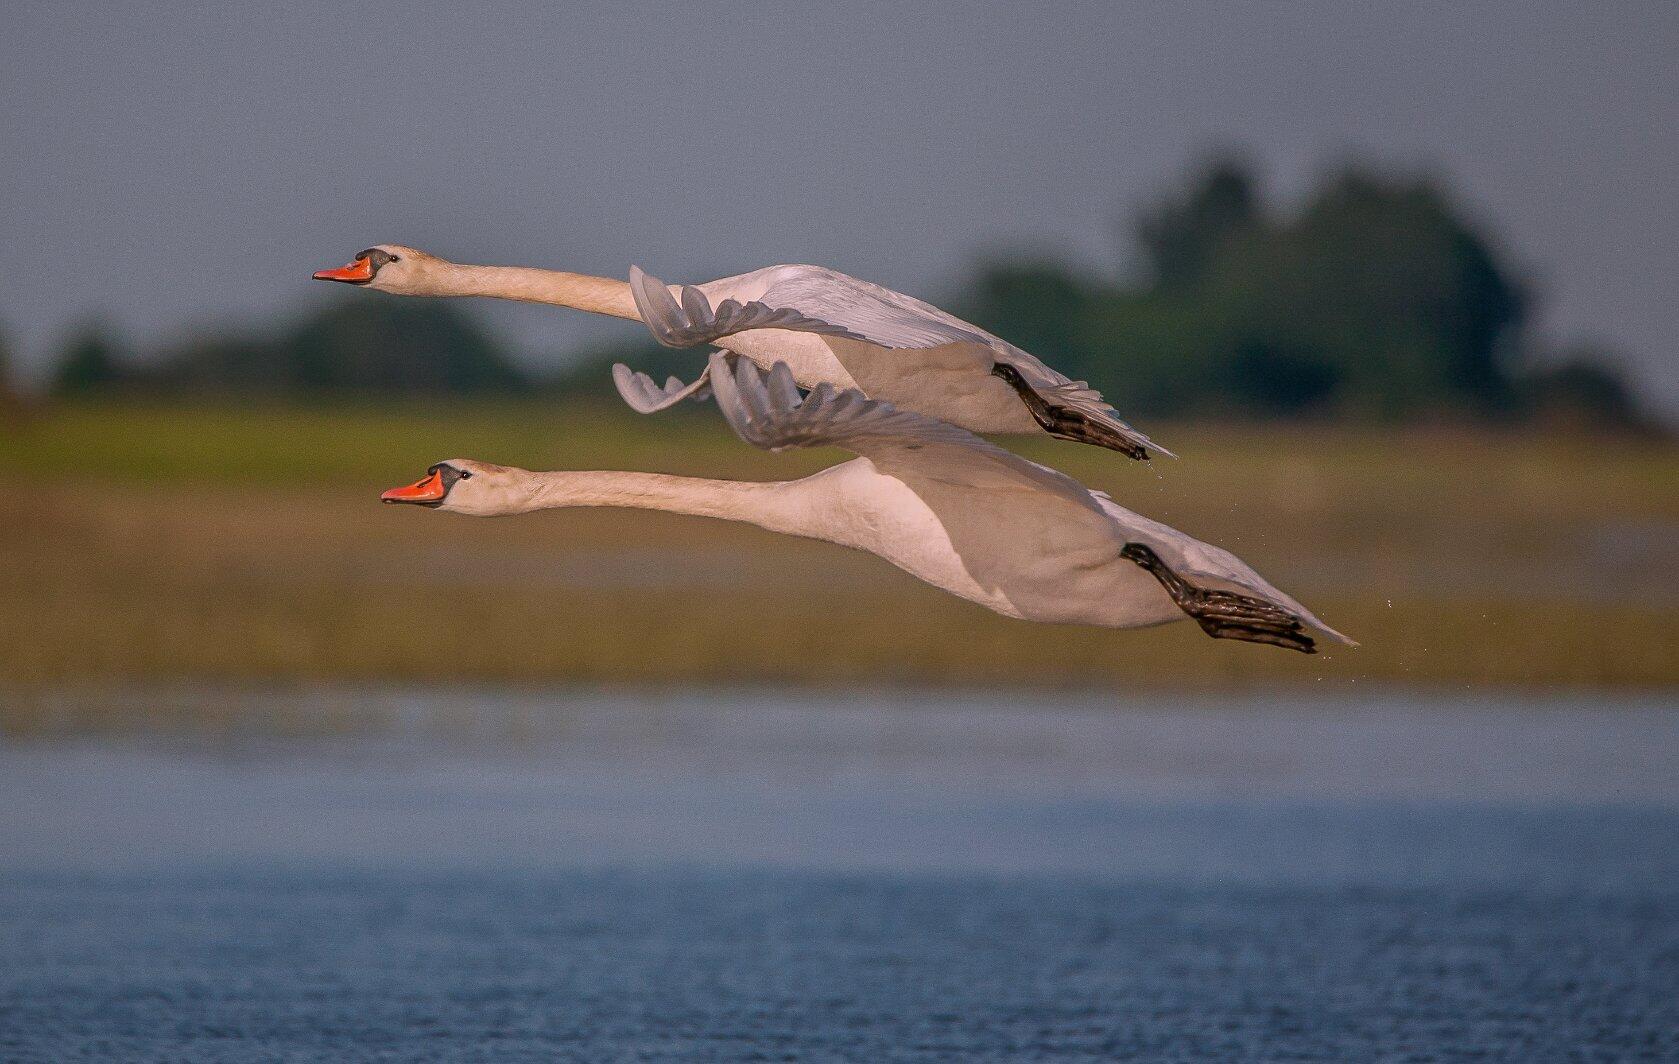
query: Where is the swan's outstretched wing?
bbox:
[707,352,1107,513]
[630,266,872,348]
[611,362,713,414]
[632,265,1170,460]
[1088,490,1356,648]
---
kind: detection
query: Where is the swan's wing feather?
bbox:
[1089,490,1355,646]
[611,362,712,414]
[1030,380,1176,460]
[633,264,981,351]
[708,265,1169,459]
[708,353,1105,512]
[755,267,992,349]
[630,266,872,349]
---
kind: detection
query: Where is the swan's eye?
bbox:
[456,470,472,479]
[388,255,400,262]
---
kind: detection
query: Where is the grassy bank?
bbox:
[2,401,1675,695]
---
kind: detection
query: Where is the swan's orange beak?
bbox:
[313,256,375,284]
[381,469,447,504]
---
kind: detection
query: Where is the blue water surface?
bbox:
[1,689,1676,1061]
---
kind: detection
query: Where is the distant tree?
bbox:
[137,299,529,396]
[1087,163,1537,416]
[955,260,1095,376]
[960,159,1546,419]
[283,300,526,394]
[0,322,15,417]
[140,333,290,394]
[1077,290,1233,416]
[51,322,129,395]
[1198,168,1528,415]
[0,322,35,428]
[1519,347,1645,430]
[1134,156,1259,289]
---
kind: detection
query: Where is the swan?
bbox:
[380,354,1349,653]
[314,245,1167,461]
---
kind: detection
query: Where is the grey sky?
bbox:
[4,2,1675,414]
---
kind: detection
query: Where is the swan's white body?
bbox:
[411,356,1348,649]
[318,246,1165,459]
[722,460,1178,627]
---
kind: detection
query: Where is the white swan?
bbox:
[314,245,1166,460]
[381,354,1348,653]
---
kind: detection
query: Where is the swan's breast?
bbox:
[778,461,1003,608]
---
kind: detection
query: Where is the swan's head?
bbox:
[380,459,529,516]
[312,244,445,295]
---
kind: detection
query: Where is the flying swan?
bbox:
[380,354,1348,653]
[315,245,1166,460]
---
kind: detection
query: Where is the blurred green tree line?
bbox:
[47,301,526,399]
[954,159,1640,424]
[20,158,1647,426]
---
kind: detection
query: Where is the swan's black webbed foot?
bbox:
[990,362,1149,461]
[1120,543,1317,654]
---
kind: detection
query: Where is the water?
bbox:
[2,689,1677,1061]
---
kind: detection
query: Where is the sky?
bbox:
[3,1,1675,415]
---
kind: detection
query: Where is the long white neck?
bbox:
[509,470,810,536]
[421,262,640,320]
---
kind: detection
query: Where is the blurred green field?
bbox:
[2,401,1675,695]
